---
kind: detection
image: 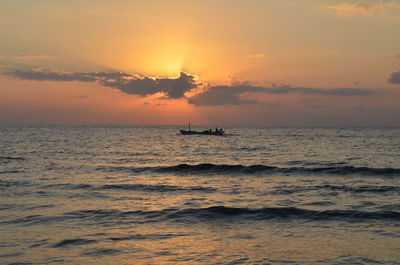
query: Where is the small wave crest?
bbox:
[0,180,31,188]
[0,156,25,161]
[44,183,216,193]
[318,184,399,193]
[52,238,97,248]
[158,164,277,173]
[99,184,215,193]
[107,232,191,242]
[273,184,400,195]
[80,248,121,256]
[0,170,23,175]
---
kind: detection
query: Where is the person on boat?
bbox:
[215,127,218,132]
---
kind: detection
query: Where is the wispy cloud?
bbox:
[388,71,400,84]
[4,69,99,82]
[188,85,263,106]
[327,1,400,17]
[73,95,89,100]
[245,53,265,58]
[14,53,52,60]
[268,85,373,96]
[2,69,200,99]
[188,84,375,106]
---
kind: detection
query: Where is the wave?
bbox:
[0,170,23,174]
[285,160,348,167]
[0,180,31,188]
[99,163,400,177]
[0,156,25,161]
[3,206,399,227]
[168,206,400,221]
[44,183,93,190]
[57,206,400,223]
[99,184,215,193]
[52,238,97,248]
[0,203,20,211]
[51,232,192,250]
[80,248,121,256]
[44,183,216,193]
[273,184,400,195]
[317,184,399,193]
[107,232,192,242]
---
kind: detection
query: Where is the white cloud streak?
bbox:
[327,1,400,17]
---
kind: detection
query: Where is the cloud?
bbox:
[4,69,98,82]
[388,71,400,84]
[188,85,263,106]
[14,53,52,60]
[2,69,200,99]
[245,53,265,58]
[268,85,373,96]
[188,84,374,106]
[4,69,97,82]
[73,95,89,100]
[327,1,400,17]
[2,68,377,105]
[99,71,199,98]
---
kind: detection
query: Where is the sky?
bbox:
[0,0,399,126]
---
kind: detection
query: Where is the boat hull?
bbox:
[180,130,224,136]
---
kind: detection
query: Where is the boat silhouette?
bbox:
[180,123,225,135]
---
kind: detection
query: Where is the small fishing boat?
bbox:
[180,123,225,136]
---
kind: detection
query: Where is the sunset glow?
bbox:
[1,0,400,126]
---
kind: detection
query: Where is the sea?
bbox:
[0,126,399,265]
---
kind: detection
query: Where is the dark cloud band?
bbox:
[3,69,199,99]
[388,71,400,84]
[3,68,377,105]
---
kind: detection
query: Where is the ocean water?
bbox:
[0,126,399,264]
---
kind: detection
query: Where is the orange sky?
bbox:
[0,0,399,126]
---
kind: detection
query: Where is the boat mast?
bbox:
[188,122,191,131]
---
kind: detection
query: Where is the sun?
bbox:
[128,39,187,76]
[156,53,185,76]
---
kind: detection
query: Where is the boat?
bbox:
[180,129,225,135]
[180,123,225,136]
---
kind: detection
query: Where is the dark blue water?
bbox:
[1,126,399,264]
